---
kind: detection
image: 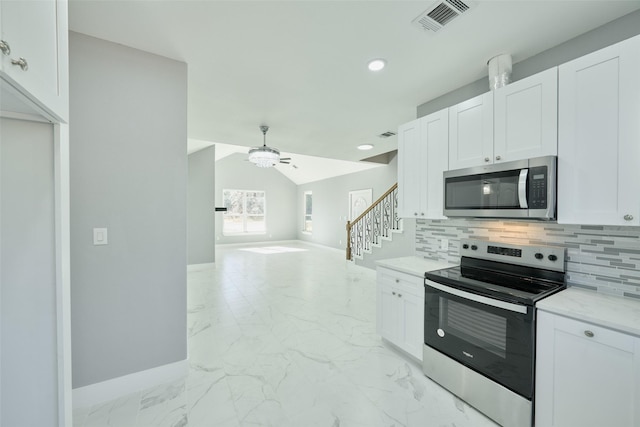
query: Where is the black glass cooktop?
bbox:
[424,257,566,306]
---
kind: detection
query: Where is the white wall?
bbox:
[296,154,401,250]
[188,146,216,265]
[69,32,188,388]
[215,152,297,244]
[1,117,58,426]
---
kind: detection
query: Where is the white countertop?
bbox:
[537,287,640,337]
[376,256,453,277]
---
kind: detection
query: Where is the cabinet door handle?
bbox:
[584,330,594,338]
[11,57,28,71]
[484,157,490,162]
[414,212,418,216]
[392,291,396,295]
[395,279,399,283]
[0,40,10,55]
[495,155,501,161]
[398,293,402,298]
[624,214,634,221]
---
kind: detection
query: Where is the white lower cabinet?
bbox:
[377,267,424,360]
[535,310,640,427]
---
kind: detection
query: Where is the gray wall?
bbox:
[296,155,408,253]
[188,146,215,265]
[417,8,640,118]
[215,152,297,244]
[1,118,58,426]
[69,32,188,388]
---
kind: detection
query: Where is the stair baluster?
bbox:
[345,183,401,261]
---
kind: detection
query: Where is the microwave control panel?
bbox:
[528,166,547,209]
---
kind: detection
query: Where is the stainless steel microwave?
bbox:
[443,156,557,220]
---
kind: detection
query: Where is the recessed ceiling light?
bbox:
[358,144,374,151]
[367,59,386,71]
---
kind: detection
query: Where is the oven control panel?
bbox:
[460,238,566,272]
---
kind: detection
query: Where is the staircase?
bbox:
[346,183,403,261]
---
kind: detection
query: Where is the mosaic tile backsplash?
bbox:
[415,218,640,299]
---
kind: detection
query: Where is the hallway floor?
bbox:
[73,242,497,427]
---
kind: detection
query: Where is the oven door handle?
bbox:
[426,280,528,314]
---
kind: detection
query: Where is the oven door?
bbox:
[424,279,534,399]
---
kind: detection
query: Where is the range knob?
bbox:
[471,245,478,251]
[462,244,469,249]
[535,253,544,260]
[548,254,558,261]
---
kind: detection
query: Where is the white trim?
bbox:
[72,359,188,409]
[54,123,72,426]
[215,239,300,248]
[294,240,345,254]
[214,240,346,255]
[0,110,52,123]
[187,262,215,272]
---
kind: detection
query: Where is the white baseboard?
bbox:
[187,262,215,272]
[215,239,299,248]
[72,359,188,409]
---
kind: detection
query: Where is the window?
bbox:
[222,189,266,235]
[303,191,312,233]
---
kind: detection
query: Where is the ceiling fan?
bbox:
[247,125,291,168]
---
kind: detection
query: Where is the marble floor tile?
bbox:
[74,242,497,427]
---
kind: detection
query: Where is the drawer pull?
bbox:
[395,279,399,283]
[392,291,396,296]
[398,293,402,298]
[11,57,28,71]
[584,330,594,338]
[0,40,10,55]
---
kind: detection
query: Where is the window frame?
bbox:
[222,189,267,236]
[303,191,312,234]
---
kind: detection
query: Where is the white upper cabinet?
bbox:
[397,119,424,218]
[397,108,448,219]
[448,92,494,170]
[449,68,558,170]
[557,34,640,226]
[422,109,448,219]
[0,0,68,122]
[494,67,558,162]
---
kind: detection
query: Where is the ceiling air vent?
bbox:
[412,0,476,34]
[378,131,396,138]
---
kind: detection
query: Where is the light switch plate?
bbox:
[93,228,108,245]
[440,238,448,251]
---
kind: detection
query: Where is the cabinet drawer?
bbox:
[548,312,636,352]
[377,267,423,297]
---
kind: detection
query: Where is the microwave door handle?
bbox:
[518,169,528,209]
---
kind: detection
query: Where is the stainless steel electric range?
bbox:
[422,238,566,427]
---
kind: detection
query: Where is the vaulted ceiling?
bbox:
[69,1,640,164]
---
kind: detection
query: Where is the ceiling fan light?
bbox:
[248,146,280,168]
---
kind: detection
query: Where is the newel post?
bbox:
[345,220,351,260]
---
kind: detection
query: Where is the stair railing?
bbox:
[346,183,401,260]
